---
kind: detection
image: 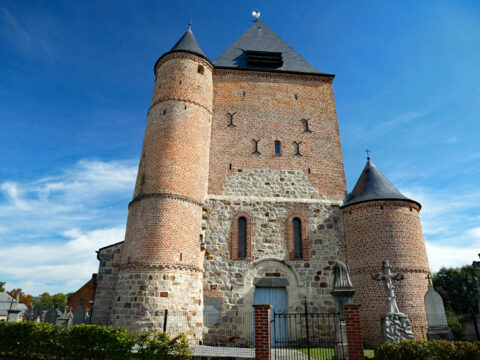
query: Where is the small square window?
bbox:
[197,65,204,74]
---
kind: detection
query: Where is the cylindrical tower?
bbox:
[110,25,213,338]
[342,158,430,346]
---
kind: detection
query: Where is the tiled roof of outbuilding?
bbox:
[215,20,332,76]
[343,159,421,208]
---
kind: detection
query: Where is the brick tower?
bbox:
[342,157,430,346]
[110,25,213,336]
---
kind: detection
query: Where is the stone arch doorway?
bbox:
[239,258,301,310]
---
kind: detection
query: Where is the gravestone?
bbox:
[72,305,86,325]
[425,275,453,340]
[204,298,221,327]
[373,260,414,342]
[331,261,356,358]
[44,307,58,324]
[56,308,71,326]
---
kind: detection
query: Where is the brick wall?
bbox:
[208,69,346,200]
[343,200,430,345]
[110,52,213,334]
[254,305,271,360]
[343,304,364,360]
[67,274,97,311]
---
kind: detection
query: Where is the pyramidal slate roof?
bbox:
[170,24,206,58]
[215,19,332,76]
[343,159,421,208]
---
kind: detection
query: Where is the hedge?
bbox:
[0,322,191,360]
[375,340,480,360]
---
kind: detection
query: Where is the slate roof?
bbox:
[215,19,332,76]
[343,159,421,208]
[0,292,27,316]
[170,25,206,58]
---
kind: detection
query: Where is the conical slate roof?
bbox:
[343,158,420,208]
[215,20,332,75]
[170,25,206,58]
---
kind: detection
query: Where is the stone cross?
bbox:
[372,260,404,314]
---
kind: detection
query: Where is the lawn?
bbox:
[297,347,375,359]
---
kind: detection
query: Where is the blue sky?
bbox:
[0,0,479,295]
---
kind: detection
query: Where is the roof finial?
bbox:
[188,20,192,31]
[252,10,261,21]
[426,274,433,285]
[365,149,371,160]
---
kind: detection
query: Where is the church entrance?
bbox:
[254,286,288,345]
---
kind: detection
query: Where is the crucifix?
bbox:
[372,260,404,314]
[365,149,371,160]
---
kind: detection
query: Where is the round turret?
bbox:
[342,158,430,346]
[110,25,213,337]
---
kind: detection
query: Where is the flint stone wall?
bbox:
[92,242,123,325]
[202,169,345,345]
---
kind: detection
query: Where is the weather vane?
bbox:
[252,10,261,20]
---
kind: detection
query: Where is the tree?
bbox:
[33,292,53,309]
[33,292,68,311]
[433,265,480,315]
[0,281,5,292]
[6,288,33,307]
[52,293,68,310]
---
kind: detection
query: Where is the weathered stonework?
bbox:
[92,242,123,325]
[202,169,345,344]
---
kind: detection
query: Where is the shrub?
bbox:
[136,331,191,360]
[375,340,480,360]
[0,322,191,360]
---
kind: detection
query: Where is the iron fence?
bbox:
[271,310,345,360]
[162,308,255,348]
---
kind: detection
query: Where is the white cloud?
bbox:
[0,226,125,295]
[0,159,137,244]
[0,159,136,294]
[426,228,480,272]
[401,185,480,271]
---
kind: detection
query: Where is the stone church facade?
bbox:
[91,19,431,345]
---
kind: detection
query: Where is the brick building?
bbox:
[91,19,431,345]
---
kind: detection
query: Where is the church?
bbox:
[91,18,431,345]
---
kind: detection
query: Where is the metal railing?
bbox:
[162,308,255,347]
[272,308,345,360]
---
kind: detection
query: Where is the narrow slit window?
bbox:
[293,218,303,260]
[274,141,282,156]
[237,217,247,259]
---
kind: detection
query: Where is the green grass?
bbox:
[297,347,375,359]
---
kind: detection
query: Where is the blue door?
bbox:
[254,287,287,346]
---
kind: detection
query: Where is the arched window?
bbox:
[237,217,247,259]
[274,141,282,156]
[293,218,303,260]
